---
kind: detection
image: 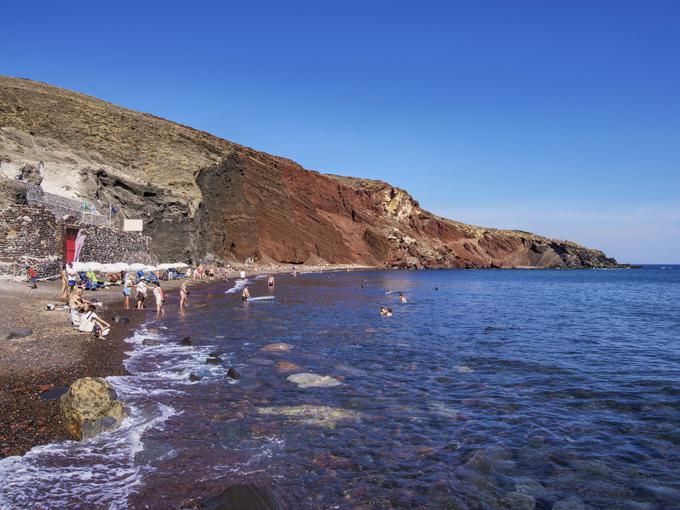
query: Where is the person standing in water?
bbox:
[242,285,251,301]
[153,282,165,315]
[136,277,148,309]
[399,293,407,303]
[267,276,275,287]
[179,280,189,309]
[123,274,133,309]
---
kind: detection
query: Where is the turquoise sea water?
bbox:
[1,267,679,509]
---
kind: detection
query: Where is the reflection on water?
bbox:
[2,268,680,509]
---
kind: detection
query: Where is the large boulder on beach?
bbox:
[59,377,128,440]
[287,372,343,388]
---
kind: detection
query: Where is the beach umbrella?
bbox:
[111,262,130,272]
[143,265,157,272]
[71,261,88,271]
[129,263,146,271]
[157,263,174,270]
[173,262,189,268]
[101,263,118,273]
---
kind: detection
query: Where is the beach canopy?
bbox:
[129,263,146,271]
[71,261,88,271]
[110,262,130,272]
[143,265,157,272]
[157,263,175,270]
[173,263,189,268]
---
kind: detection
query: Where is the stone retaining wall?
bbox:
[0,204,152,279]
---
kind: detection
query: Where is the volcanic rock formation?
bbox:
[0,76,618,268]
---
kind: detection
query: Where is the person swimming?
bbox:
[399,293,407,303]
[242,285,252,301]
[379,306,393,317]
[267,276,275,287]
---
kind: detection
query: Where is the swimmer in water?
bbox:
[242,285,251,301]
[399,293,407,303]
[385,289,391,294]
[379,306,393,317]
[268,276,275,287]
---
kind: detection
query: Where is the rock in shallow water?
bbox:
[275,361,300,373]
[260,342,293,352]
[59,377,128,440]
[287,372,343,388]
[142,338,161,347]
[200,483,285,510]
[179,336,192,346]
[227,367,241,379]
[257,405,362,428]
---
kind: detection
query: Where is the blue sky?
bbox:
[2,1,679,263]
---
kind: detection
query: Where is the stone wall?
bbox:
[77,224,151,265]
[0,204,152,279]
[0,205,64,277]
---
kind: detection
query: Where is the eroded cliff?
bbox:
[0,76,617,268]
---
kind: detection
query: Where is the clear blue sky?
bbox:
[2,1,679,263]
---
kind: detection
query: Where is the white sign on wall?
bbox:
[123,219,143,232]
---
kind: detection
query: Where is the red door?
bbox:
[65,230,77,263]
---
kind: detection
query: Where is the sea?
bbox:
[1,266,679,509]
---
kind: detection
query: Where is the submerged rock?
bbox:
[206,355,222,365]
[260,342,293,353]
[257,405,362,428]
[227,367,241,380]
[189,373,201,382]
[142,338,161,347]
[59,377,128,440]
[201,483,285,510]
[276,361,300,373]
[287,372,343,389]
[179,336,192,346]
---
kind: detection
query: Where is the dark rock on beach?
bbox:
[179,336,192,346]
[112,315,130,324]
[227,367,241,380]
[201,483,286,510]
[1,327,33,340]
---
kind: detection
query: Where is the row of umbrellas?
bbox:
[70,262,190,272]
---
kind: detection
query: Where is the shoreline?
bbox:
[0,263,365,458]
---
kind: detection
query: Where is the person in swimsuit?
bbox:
[267,276,275,287]
[153,282,165,315]
[179,281,189,309]
[399,293,407,303]
[123,275,133,309]
[379,306,393,317]
[242,285,251,301]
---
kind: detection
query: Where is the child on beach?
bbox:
[123,274,133,309]
[153,282,165,315]
[26,266,38,289]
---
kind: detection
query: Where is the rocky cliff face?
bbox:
[0,76,618,268]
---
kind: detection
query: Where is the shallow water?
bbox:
[1,267,679,509]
